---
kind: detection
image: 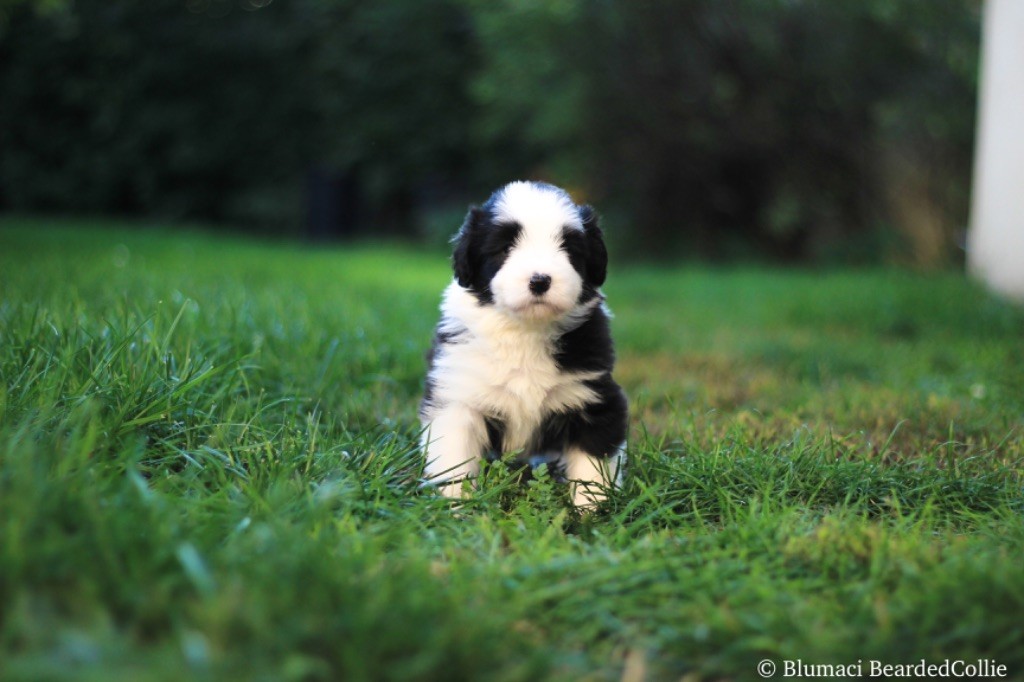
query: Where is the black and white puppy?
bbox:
[420,181,627,507]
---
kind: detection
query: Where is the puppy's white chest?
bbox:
[482,340,559,409]
[468,335,596,450]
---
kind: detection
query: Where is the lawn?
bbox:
[1,217,1023,681]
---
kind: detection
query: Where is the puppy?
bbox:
[420,181,627,508]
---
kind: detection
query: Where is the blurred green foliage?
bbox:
[0,0,979,263]
[470,0,978,263]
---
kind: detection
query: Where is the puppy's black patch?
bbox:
[452,206,522,305]
[554,307,616,374]
[535,378,628,461]
[560,205,607,304]
[484,416,505,457]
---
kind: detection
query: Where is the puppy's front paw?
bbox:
[564,446,624,511]
[570,479,609,510]
[435,479,470,500]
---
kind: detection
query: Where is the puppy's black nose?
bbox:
[529,273,552,295]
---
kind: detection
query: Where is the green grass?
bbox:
[2,216,1023,681]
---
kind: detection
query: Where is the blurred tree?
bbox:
[0,0,979,262]
[0,0,67,22]
[0,0,318,228]
[0,0,476,236]
[461,0,587,191]
[309,0,477,235]
[465,0,979,264]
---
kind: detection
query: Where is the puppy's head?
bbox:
[452,181,607,322]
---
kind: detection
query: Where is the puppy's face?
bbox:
[452,182,607,322]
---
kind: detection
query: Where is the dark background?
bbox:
[0,0,980,265]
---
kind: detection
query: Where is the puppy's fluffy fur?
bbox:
[420,181,627,507]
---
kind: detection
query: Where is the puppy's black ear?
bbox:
[579,205,607,287]
[452,206,487,288]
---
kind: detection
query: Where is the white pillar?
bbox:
[968,0,1024,301]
